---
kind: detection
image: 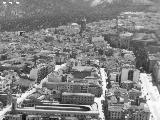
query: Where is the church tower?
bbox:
[79,17,87,36]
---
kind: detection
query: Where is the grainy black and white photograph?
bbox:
[0,0,159,120]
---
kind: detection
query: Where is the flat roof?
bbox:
[108,105,124,112]
[16,104,98,114]
[72,66,94,72]
[62,92,94,97]
[35,105,90,111]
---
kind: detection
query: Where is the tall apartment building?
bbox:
[121,64,140,83]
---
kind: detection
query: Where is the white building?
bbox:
[121,64,140,83]
[29,68,38,80]
[153,61,160,83]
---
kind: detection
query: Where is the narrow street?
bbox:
[94,68,108,120]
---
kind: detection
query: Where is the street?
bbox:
[94,68,108,120]
[140,73,160,120]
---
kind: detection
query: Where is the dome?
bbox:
[71,23,79,26]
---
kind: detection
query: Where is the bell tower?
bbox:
[79,17,87,36]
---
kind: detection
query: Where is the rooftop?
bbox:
[108,105,124,112]
[62,92,94,97]
[72,66,95,72]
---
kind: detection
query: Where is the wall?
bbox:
[121,68,129,82]
[29,68,38,80]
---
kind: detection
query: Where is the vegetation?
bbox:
[0,0,151,31]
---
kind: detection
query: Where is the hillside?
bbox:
[0,0,154,31]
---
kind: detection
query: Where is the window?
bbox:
[128,70,134,81]
[116,74,119,82]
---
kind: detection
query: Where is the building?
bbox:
[109,72,121,82]
[48,72,62,82]
[79,17,87,35]
[88,84,102,97]
[0,94,9,106]
[11,98,99,120]
[113,88,128,98]
[152,61,160,83]
[147,53,160,73]
[26,115,41,120]
[126,104,150,120]
[108,105,124,120]
[30,63,54,83]
[121,64,140,83]
[43,82,102,97]
[61,92,95,105]
[119,32,133,49]
[55,52,70,65]
[120,80,134,90]
[128,89,141,100]
[5,114,22,120]
[71,66,98,79]
[65,117,78,120]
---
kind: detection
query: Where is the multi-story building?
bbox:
[30,63,54,83]
[88,84,102,97]
[55,52,70,65]
[70,76,101,85]
[108,104,124,120]
[5,114,22,120]
[126,104,150,120]
[147,53,160,73]
[61,92,95,105]
[26,115,41,120]
[43,82,102,97]
[120,80,134,90]
[11,98,99,120]
[71,66,98,79]
[109,72,121,83]
[153,61,160,84]
[113,88,128,98]
[128,89,142,100]
[121,64,140,83]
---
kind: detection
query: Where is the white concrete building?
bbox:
[153,61,160,83]
[121,64,140,83]
[29,68,38,80]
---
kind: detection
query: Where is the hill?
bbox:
[0,0,154,31]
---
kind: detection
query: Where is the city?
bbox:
[0,1,160,120]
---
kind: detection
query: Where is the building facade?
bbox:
[153,61,160,83]
[61,92,95,105]
[108,105,124,120]
[5,114,22,120]
[43,82,102,97]
[121,65,140,83]
[128,89,141,100]
[120,80,134,90]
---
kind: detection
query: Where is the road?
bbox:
[0,64,66,120]
[94,68,107,120]
[140,73,160,120]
